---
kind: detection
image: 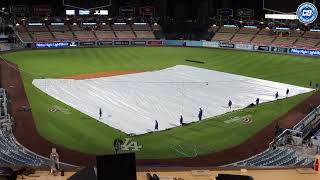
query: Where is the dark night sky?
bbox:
[0,0,319,18]
[1,0,314,10]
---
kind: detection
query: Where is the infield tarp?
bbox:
[32,65,313,135]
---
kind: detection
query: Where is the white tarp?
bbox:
[32,65,313,135]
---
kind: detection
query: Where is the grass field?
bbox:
[2,47,320,159]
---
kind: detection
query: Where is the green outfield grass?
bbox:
[2,47,320,159]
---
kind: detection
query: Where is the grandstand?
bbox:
[294,38,320,49]
[212,32,234,41]
[231,33,255,43]
[94,31,116,40]
[226,146,315,168]
[272,37,297,47]
[304,31,320,39]
[132,24,152,31]
[237,28,259,34]
[52,31,75,41]
[112,24,132,31]
[218,26,239,33]
[226,106,320,168]
[99,24,112,31]
[48,25,69,32]
[12,23,162,42]
[26,25,48,32]
[74,30,96,41]
[115,31,136,39]
[251,35,275,45]
[0,88,75,168]
[30,32,54,42]
[135,31,155,39]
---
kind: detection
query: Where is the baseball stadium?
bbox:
[0,0,320,180]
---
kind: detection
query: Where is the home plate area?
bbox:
[32,65,312,135]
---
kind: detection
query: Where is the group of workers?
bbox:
[98,88,291,132]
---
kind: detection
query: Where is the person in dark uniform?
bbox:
[180,115,185,126]
[113,138,123,154]
[256,98,260,105]
[198,108,203,121]
[228,100,233,110]
[99,108,102,120]
[286,88,290,97]
[275,92,279,99]
[154,120,159,131]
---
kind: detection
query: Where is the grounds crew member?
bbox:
[228,100,233,110]
[198,108,203,121]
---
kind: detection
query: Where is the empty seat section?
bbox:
[251,35,275,45]
[69,25,81,31]
[95,31,116,40]
[259,29,272,35]
[31,32,54,42]
[273,37,297,47]
[132,24,151,31]
[231,34,254,43]
[99,24,112,31]
[303,31,320,39]
[135,31,155,39]
[238,28,259,34]
[26,25,48,32]
[212,33,234,41]
[48,25,69,32]
[289,30,303,37]
[115,31,136,39]
[218,27,239,33]
[112,24,131,31]
[74,31,96,41]
[294,38,320,49]
[52,31,75,41]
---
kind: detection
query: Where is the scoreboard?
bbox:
[63,0,111,9]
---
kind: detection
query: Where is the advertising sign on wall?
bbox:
[235,43,253,50]
[271,47,288,53]
[35,42,70,48]
[147,40,163,46]
[289,48,320,56]
[219,42,235,48]
[132,41,147,45]
[256,45,270,51]
[79,41,95,46]
[114,41,130,45]
[97,41,113,46]
[202,41,220,48]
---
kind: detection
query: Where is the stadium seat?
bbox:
[212,33,234,41]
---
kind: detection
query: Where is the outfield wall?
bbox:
[12,39,320,57]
